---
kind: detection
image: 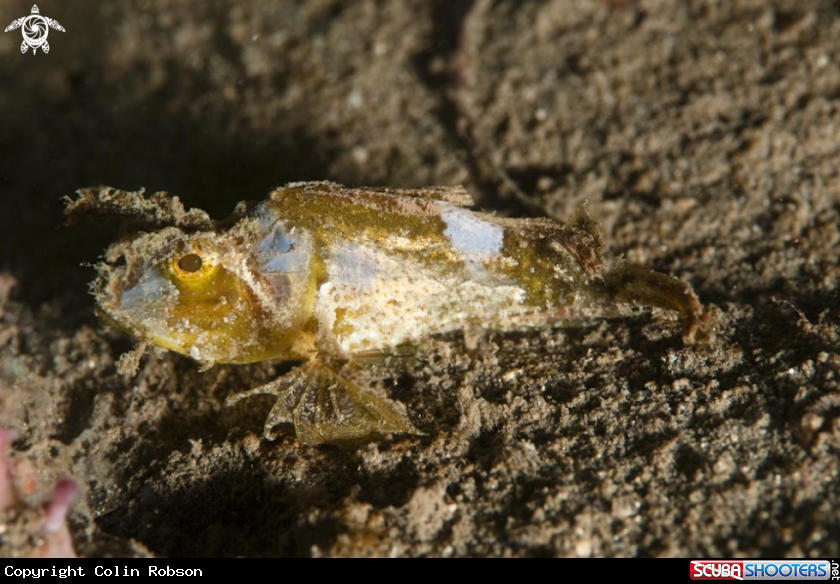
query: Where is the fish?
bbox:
[66,182,707,444]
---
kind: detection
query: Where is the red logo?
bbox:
[691,561,744,581]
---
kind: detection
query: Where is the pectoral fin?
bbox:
[226,361,419,444]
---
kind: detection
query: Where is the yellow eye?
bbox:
[170,249,217,282]
[178,253,203,273]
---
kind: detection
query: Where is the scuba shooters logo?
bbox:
[690,560,837,581]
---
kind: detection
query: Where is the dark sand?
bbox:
[1,0,838,557]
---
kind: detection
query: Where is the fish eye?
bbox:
[178,253,203,273]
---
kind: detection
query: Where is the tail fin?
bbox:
[604,262,711,344]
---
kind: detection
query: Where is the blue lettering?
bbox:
[780,564,792,577]
[766,564,778,577]
[818,565,827,577]
[754,563,765,577]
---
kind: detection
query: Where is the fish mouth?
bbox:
[91,264,159,339]
[91,228,188,342]
[93,261,190,356]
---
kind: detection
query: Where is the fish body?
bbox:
[70,182,704,444]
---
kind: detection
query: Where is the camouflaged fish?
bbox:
[66,182,706,444]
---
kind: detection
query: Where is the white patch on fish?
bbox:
[441,203,504,261]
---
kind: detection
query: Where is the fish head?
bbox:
[94,211,316,365]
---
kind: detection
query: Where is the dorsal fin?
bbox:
[279,181,475,209]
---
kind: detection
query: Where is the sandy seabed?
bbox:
[0,0,838,557]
